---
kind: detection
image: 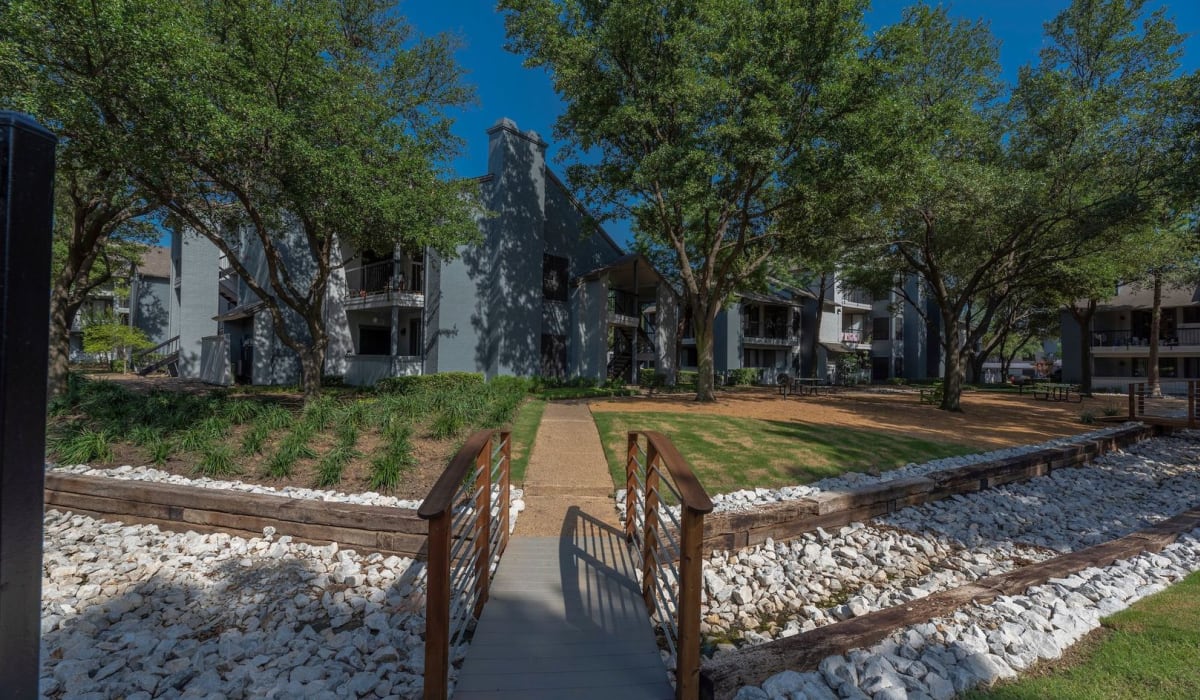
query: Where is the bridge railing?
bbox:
[418,428,511,700]
[625,431,713,700]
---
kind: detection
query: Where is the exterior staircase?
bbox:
[133,335,180,377]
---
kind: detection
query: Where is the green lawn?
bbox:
[970,570,1200,700]
[507,398,545,484]
[590,411,975,494]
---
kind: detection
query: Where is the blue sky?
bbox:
[403,1,1200,248]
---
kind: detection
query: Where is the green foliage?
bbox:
[1079,410,1098,424]
[501,0,869,400]
[370,426,416,491]
[53,428,115,464]
[223,400,261,425]
[376,372,485,395]
[81,318,153,370]
[2,0,480,399]
[727,368,759,386]
[196,444,239,477]
[146,436,173,466]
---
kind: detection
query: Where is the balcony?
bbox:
[839,288,873,308]
[743,334,799,347]
[344,261,424,310]
[1091,328,1200,349]
[608,312,639,327]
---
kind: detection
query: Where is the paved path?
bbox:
[453,402,672,699]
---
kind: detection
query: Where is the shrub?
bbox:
[1079,410,1097,425]
[1102,402,1122,417]
[370,426,416,490]
[315,443,359,488]
[223,399,261,424]
[302,395,338,430]
[54,428,115,464]
[196,444,239,477]
[240,424,270,456]
[376,372,485,394]
[677,370,698,387]
[887,377,907,386]
[147,436,173,466]
[727,368,759,386]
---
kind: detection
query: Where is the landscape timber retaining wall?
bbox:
[44,472,429,558]
[701,424,1163,554]
[699,503,1200,700]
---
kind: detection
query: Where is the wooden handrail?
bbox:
[419,428,512,700]
[640,431,714,514]
[626,430,712,700]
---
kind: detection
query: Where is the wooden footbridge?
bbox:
[418,429,713,700]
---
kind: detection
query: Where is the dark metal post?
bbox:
[0,111,57,698]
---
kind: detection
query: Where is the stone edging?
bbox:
[44,472,430,558]
[700,502,1200,699]
[701,425,1160,554]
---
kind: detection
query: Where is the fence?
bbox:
[1128,380,1198,426]
[1093,328,1200,347]
[625,431,713,700]
[418,429,511,700]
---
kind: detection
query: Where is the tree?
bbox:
[854,0,1185,411]
[501,0,870,401]
[6,0,479,400]
[0,4,161,399]
[1022,0,1193,396]
[82,314,152,373]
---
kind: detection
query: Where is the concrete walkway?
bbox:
[453,402,671,699]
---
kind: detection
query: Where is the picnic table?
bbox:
[777,376,828,398]
[1029,382,1082,402]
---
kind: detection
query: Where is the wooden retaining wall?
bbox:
[700,503,1200,700]
[701,424,1162,554]
[44,472,429,559]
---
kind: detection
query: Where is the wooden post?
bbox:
[1128,383,1136,419]
[676,505,705,700]
[642,443,661,612]
[1138,383,1146,416]
[473,435,492,618]
[498,430,511,558]
[626,433,639,542]
[423,512,451,700]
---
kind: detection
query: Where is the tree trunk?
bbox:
[692,300,718,402]
[940,311,964,412]
[47,287,75,400]
[298,314,329,402]
[808,273,827,379]
[1149,273,1162,397]
[968,350,985,385]
[1070,301,1097,395]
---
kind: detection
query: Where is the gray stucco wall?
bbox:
[172,229,220,379]
[713,305,743,373]
[573,278,608,381]
[133,276,170,346]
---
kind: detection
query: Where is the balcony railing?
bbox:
[839,289,873,306]
[742,335,798,347]
[840,331,872,344]
[1092,328,1200,348]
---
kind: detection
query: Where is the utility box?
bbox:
[0,111,56,698]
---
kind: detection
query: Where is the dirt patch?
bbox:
[589,388,1127,451]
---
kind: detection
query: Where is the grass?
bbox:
[592,411,976,494]
[508,399,546,484]
[970,570,1200,699]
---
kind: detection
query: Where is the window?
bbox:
[872,316,890,340]
[543,255,569,302]
[1183,307,1200,324]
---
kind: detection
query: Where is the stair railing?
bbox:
[625,431,713,700]
[419,428,512,700]
[132,335,179,373]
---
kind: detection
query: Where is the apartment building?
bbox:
[184,118,678,387]
[1061,283,1200,392]
[69,245,172,362]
